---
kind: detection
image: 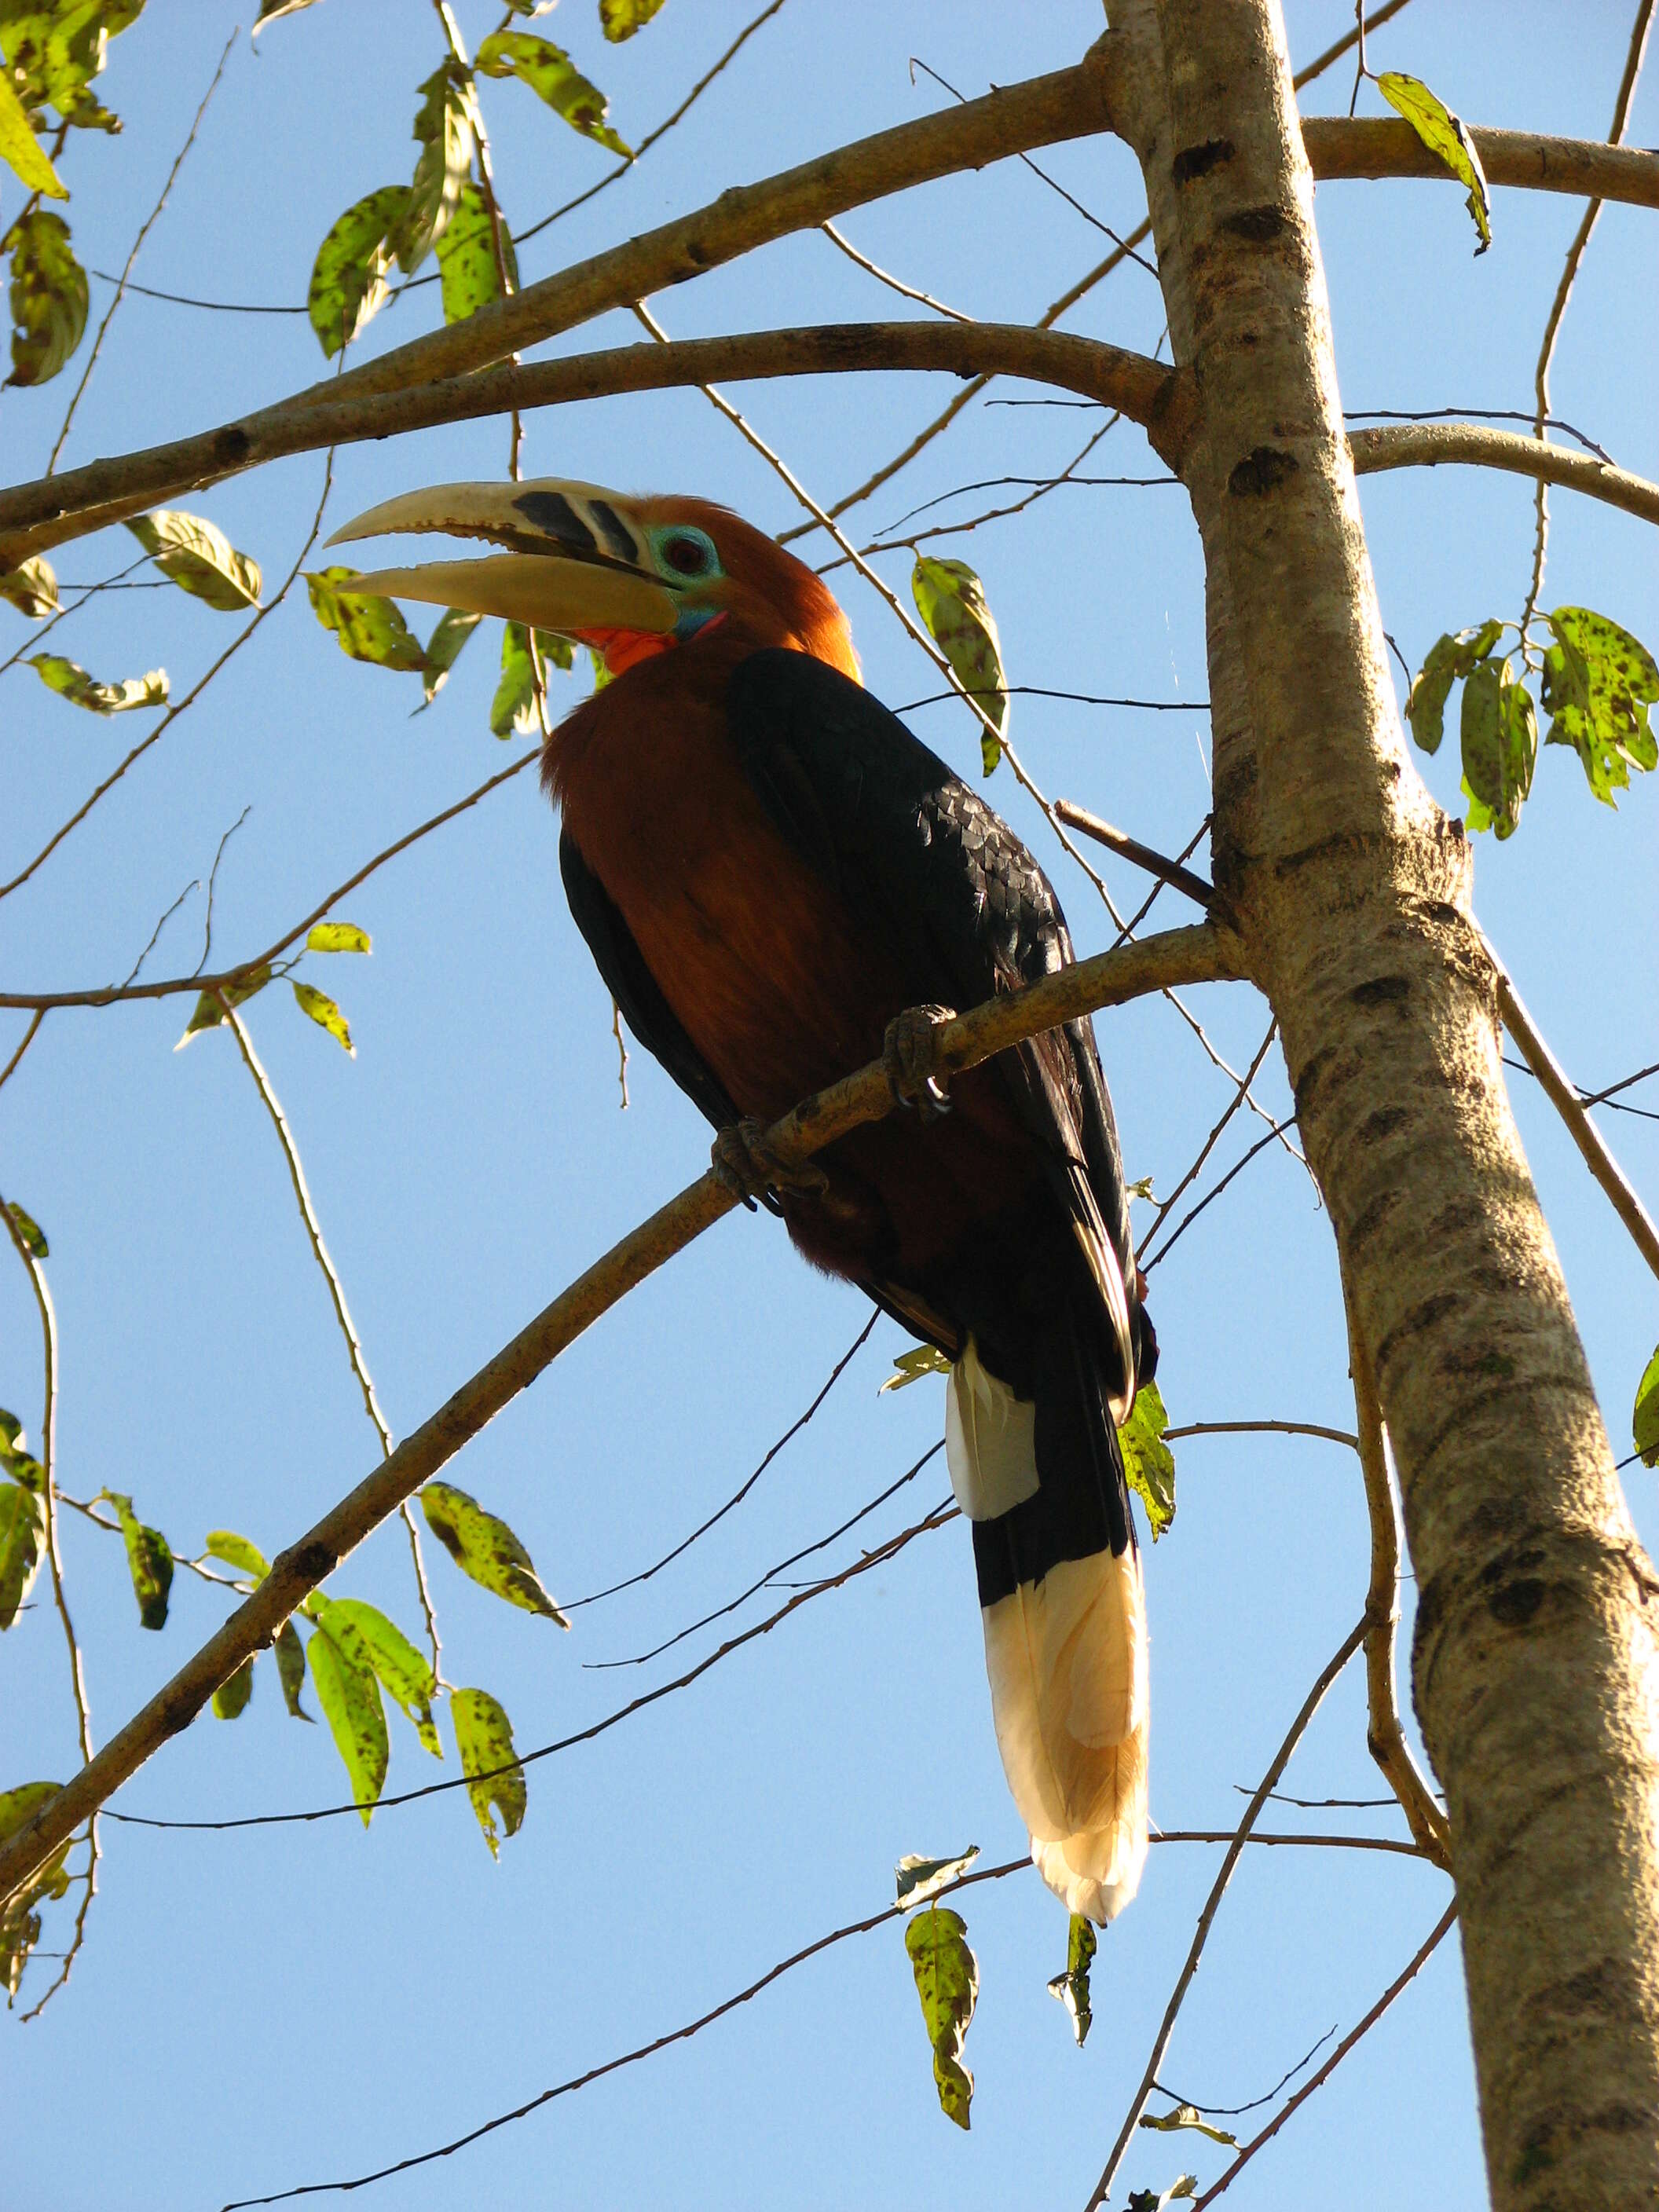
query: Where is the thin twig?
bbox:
[1141,1117,1300,1274]
[1188,1901,1459,2209]
[17,1816,98,2022]
[1164,1419,1359,1450]
[46,31,236,473]
[1342,1267,1452,1867]
[0,1009,45,1095]
[1137,1020,1278,1259]
[1154,2024,1338,2119]
[1488,935,1659,1285]
[819,220,971,321]
[1083,1617,1368,2210]
[610,998,629,1109]
[1519,0,1654,654]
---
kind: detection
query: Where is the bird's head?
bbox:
[326,479,859,684]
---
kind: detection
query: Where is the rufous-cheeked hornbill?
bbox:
[331,479,1160,1923]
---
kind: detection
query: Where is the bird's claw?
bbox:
[884,1003,957,1122]
[711,1118,829,1211]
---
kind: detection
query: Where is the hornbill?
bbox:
[331,479,1159,1923]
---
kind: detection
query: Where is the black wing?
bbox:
[727,648,1149,1393]
[559,826,741,1136]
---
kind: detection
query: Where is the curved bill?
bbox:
[326,478,679,637]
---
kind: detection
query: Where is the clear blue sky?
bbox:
[3,3,1655,2207]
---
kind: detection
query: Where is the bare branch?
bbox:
[1349,421,1659,530]
[0,920,1241,1907]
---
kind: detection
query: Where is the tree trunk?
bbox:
[1108,3,1659,2204]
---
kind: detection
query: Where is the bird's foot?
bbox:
[711,1118,829,1211]
[884,1003,957,1122]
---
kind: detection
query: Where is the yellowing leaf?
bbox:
[1140,2105,1239,2148]
[254,0,328,27]
[0,1481,44,1631]
[452,1686,526,1856]
[174,964,273,1049]
[904,1905,978,2130]
[435,181,515,327]
[291,980,353,1056]
[103,1489,173,1631]
[879,1344,952,1395]
[307,185,408,359]
[1635,1345,1659,1470]
[910,555,1009,775]
[307,1620,388,1823]
[895,1844,978,1911]
[599,0,668,40]
[1121,1379,1174,1539]
[305,921,370,954]
[125,509,262,611]
[420,1480,568,1624]
[0,1781,72,2002]
[1047,1913,1097,2047]
[1376,71,1491,253]
[29,652,167,713]
[204,1529,269,1581]
[474,31,632,158]
[1541,606,1659,807]
[0,554,57,617]
[305,566,427,672]
[313,1597,441,1759]
[389,64,475,276]
[4,208,87,384]
[0,67,65,197]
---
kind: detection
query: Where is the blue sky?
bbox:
[3,2,1656,2207]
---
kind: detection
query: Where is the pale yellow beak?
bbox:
[325,478,679,635]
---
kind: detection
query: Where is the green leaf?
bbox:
[305,921,370,955]
[0,1,145,134]
[274,1618,312,1720]
[474,31,632,158]
[204,1529,269,1580]
[0,1411,43,1492]
[5,1199,47,1258]
[1541,607,1659,807]
[600,0,668,38]
[312,1596,441,1758]
[1403,621,1503,754]
[1047,1913,1097,2047]
[29,651,167,713]
[452,1686,526,1856]
[0,1481,44,1630]
[489,621,571,738]
[419,1479,568,1624]
[4,208,87,383]
[305,566,428,672]
[896,1844,979,1911]
[103,1489,173,1630]
[1121,1379,1175,1540]
[1459,660,1534,840]
[307,1620,387,1823]
[435,180,515,327]
[904,1905,978,2130]
[1141,2105,1239,2147]
[307,185,408,359]
[419,606,482,705]
[0,64,64,196]
[174,963,273,1049]
[878,1345,953,1395]
[291,980,354,1057]
[124,508,262,612]
[0,1780,72,2001]
[0,554,57,617]
[1635,1346,1659,1470]
[388,63,475,276]
[1375,71,1491,252]
[910,555,1009,775]
[212,1655,255,1720]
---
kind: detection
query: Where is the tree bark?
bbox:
[1108,5,1659,2207]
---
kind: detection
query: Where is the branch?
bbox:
[0,324,1188,566]
[1342,1269,1453,1869]
[0,919,1243,1906]
[1300,117,1659,208]
[1349,422,1659,530]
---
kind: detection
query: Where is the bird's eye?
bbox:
[661,532,712,577]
